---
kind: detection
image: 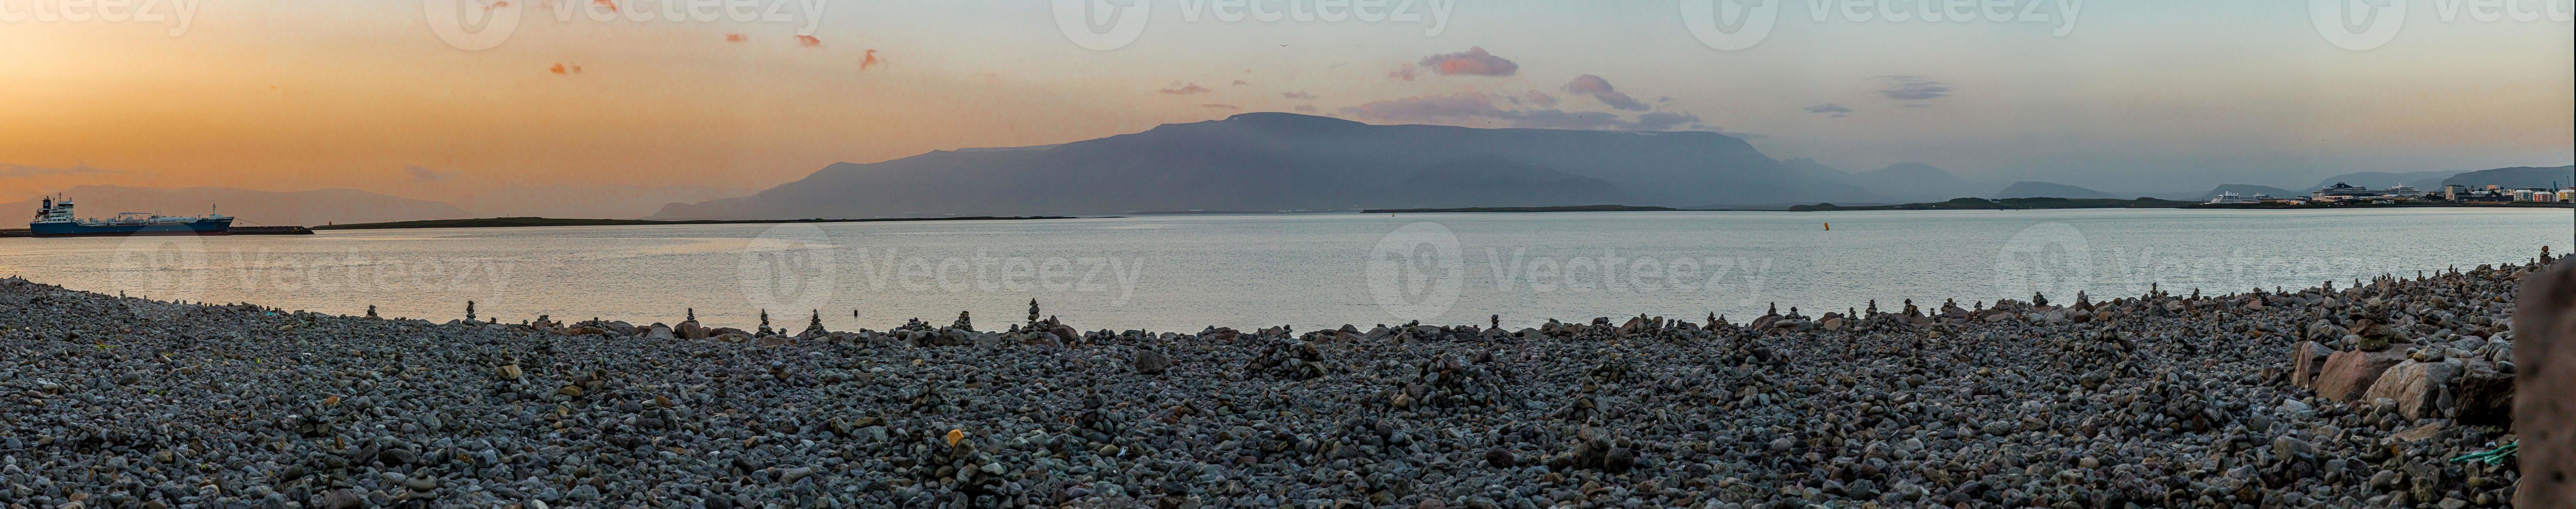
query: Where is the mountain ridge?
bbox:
[651,112,1883,219]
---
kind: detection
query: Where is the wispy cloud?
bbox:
[1803,103,1853,117]
[1520,91,1560,108]
[1563,75,1649,111]
[1202,103,1240,110]
[1877,75,1950,101]
[1159,84,1212,95]
[1389,64,1420,81]
[404,165,457,182]
[1282,91,1318,100]
[0,164,121,179]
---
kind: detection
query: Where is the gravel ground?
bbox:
[0,259,2546,508]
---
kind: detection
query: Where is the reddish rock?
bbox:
[2291,341,2337,389]
[2513,260,2576,509]
[2312,349,2408,401]
[2362,359,2460,420]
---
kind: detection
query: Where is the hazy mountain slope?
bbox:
[1855,163,1995,202]
[2307,170,2460,191]
[2442,166,2575,189]
[2196,184,2299,200]
[651,113,1878,219]
[2,186,475,226]
[1992,181,2116,199]
[1393,156,1636,208]
[456,185,746,219]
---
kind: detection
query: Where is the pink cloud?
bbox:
[1417,47,1519,77]
[1521,91,1559,108]
[1564,74,1648,111]
[1159,84,1211,95]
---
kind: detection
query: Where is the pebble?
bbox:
[0,261,2541,507]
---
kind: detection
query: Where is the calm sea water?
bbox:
[2,208,2567,332]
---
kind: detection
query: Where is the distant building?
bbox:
[2205,192,2267,205]
[2312,182,2428,202]
[2312,182,2375,200]
[2559,189,2574,202]
[2444,184,2466,201]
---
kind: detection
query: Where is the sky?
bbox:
[1,0,2569,200]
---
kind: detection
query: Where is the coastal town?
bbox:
[2207,182,2576,206]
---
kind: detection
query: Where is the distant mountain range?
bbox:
[9,116,2565,223]
[1806,162,2003,203]
[0,185,473,226]
[2443,166,2574,189]
[2307,170,2460,191]
[1993,181,2115,199]
[651,113,1878,219]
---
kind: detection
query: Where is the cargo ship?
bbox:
[27,195,233,237]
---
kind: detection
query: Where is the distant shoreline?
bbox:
[306,216,1085,231]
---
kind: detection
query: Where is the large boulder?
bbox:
[2361,359,2461,420]
[2312,349,2409,401]
[2291,341,2337,389]
[2452,361,2514,426]
[1133,349,1172,375]
[2513,260,2576,508]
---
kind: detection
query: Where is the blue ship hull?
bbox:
[30,218,233,237]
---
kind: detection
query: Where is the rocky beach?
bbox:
[0,258,2558,508]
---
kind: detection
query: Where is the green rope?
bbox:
[2450,441,2517,465]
